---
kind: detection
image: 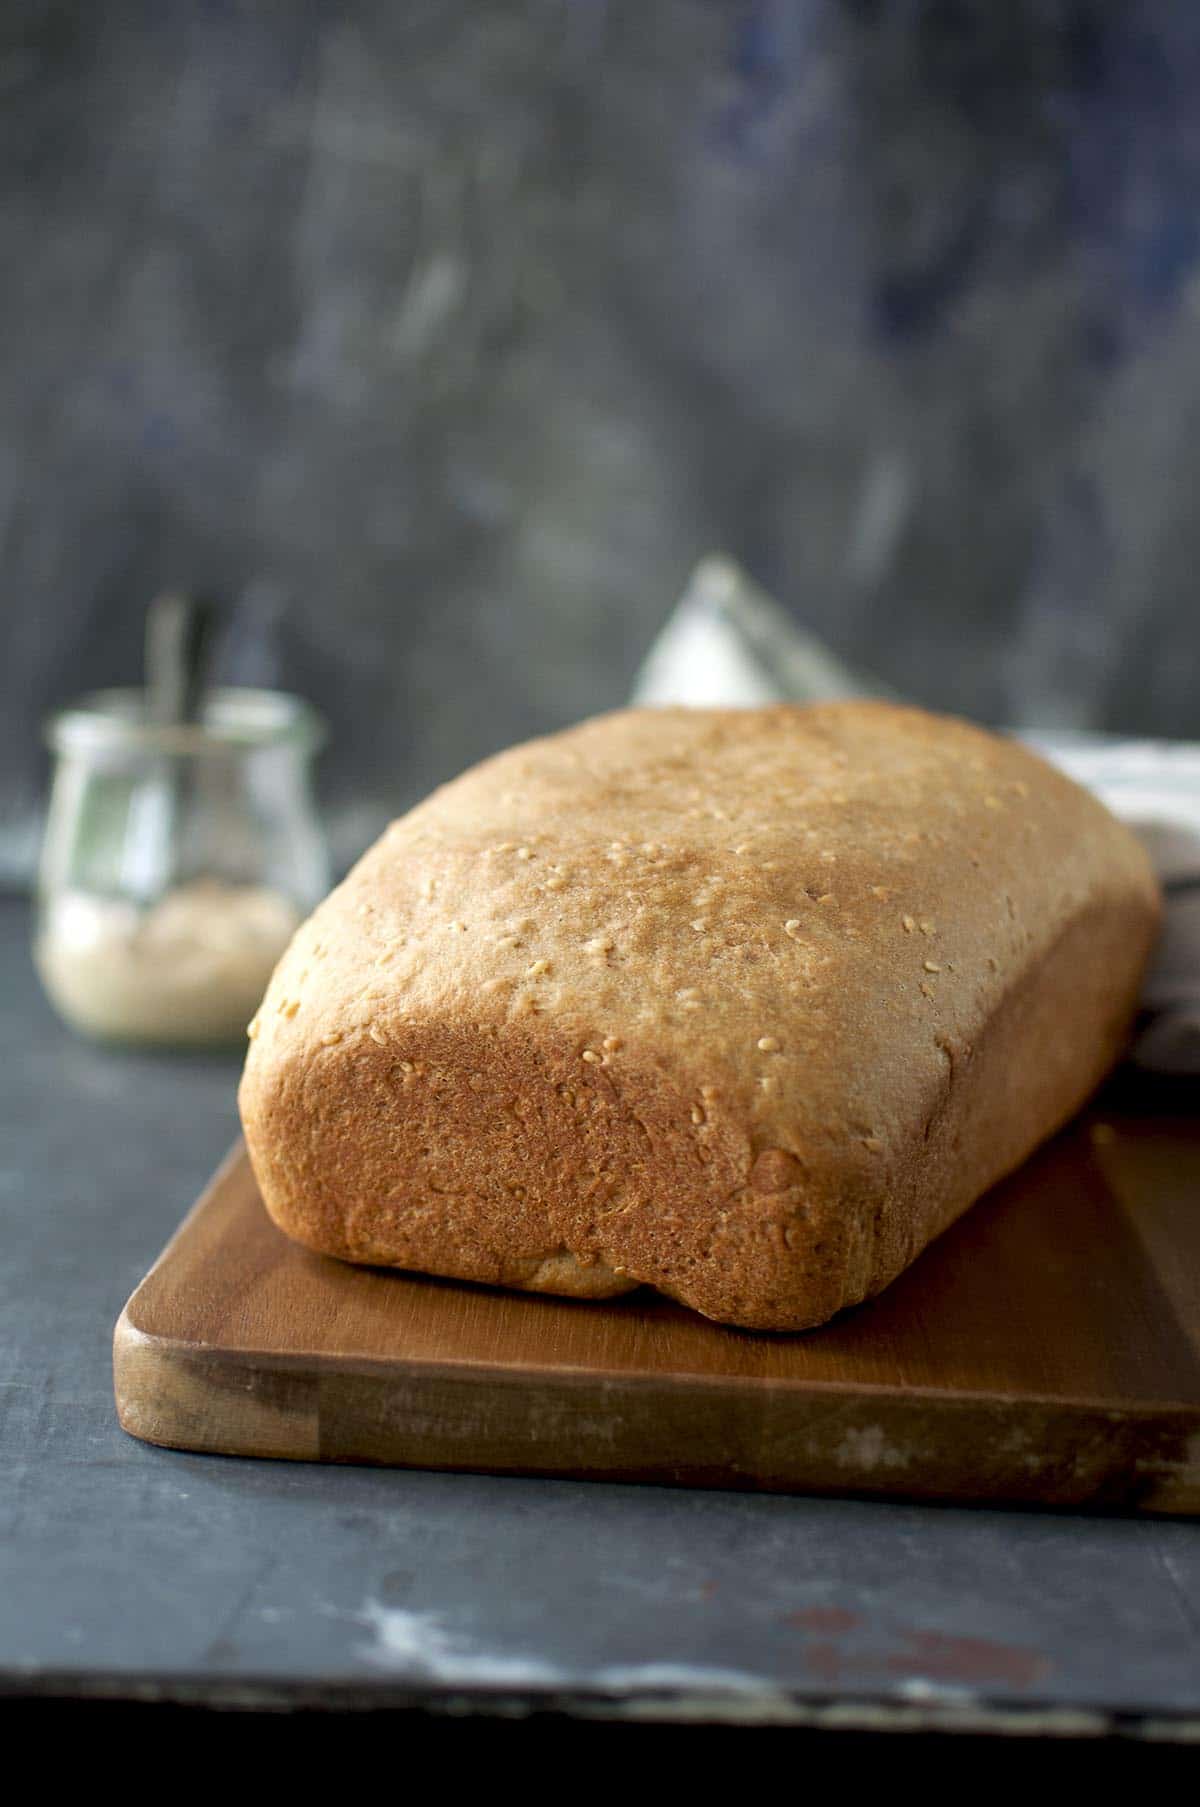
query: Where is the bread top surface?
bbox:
[244,703,1158,1190]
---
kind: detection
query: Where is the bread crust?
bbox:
[239,703,1160,1330]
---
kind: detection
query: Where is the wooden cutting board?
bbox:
[114,1103,1200,1513]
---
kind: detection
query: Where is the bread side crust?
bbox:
[240,894,1148,1330]
[239,703,1160,1331]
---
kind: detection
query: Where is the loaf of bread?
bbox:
[239,703,1159,1331]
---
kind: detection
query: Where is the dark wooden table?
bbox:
[2,897,1198,1762]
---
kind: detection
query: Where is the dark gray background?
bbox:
[4,1,1200,882]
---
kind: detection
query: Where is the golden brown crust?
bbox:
[238,703,1161,1330]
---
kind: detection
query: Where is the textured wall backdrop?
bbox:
[3,1,1200,881]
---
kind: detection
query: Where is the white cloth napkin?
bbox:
[633,558,1200,1075]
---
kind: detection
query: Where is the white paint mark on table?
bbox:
[359,1602,566,1686]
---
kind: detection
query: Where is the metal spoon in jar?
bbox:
[123,593,218,903]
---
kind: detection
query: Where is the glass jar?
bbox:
[35,687,329,1048]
